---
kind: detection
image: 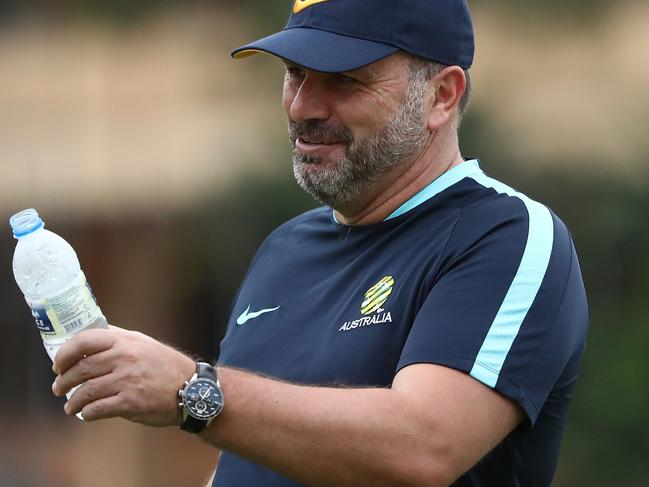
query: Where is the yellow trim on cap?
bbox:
[232,49,266,59]
[293,0,330,15]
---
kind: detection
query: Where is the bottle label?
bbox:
[32,307,55,334]
[28,272,104,339]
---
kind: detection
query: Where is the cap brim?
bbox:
[231,28,399,73]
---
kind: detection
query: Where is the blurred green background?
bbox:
[1,1,647,486]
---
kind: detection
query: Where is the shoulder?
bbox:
[266,206,332,240]
[452,171,568,247]
[440,170,577,283]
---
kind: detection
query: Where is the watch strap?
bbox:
[181,409,208,434]
[195,362,216,380]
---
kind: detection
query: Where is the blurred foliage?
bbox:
[485,0,609,19]
[0,0,610,26]
[0,0,289,26]
[0,0,199,24]
[528,169,649,486]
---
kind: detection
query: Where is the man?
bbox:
[51,1,589,486]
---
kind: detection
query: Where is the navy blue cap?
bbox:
[232,0,475,72]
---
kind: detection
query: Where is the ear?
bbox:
[426,66,467,131]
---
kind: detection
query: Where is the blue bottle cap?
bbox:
[10,208,45,238]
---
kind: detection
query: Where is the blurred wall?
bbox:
[1,1,647,486]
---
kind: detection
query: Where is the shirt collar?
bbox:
[332,159,482,224]
[384,159,481,221]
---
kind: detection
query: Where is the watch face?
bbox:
[183,378,223,420]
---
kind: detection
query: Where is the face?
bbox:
[282,53,431,209]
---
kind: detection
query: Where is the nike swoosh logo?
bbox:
[293,0,330,14]
[236,305,280,325]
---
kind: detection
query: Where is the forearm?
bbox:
[200,367,451,487]
[50,329,520,486]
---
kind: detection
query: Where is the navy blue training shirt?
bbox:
[214,159,589,487]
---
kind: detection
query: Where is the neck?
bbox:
[333,133,463,226]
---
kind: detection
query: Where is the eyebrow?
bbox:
[282,60,376,80]
[347,65,377,78]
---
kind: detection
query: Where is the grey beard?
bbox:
[290,74,430,210]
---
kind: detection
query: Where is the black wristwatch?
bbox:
[178,362,224,433]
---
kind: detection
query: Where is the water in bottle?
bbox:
[10,208,108,411]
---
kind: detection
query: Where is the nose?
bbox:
[285,71,332,123]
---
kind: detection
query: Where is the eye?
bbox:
[337,74,359,85]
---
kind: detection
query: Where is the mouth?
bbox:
[295,137,346,158]
[289,119,352,160]
[297,136,345,146]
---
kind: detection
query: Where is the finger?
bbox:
[52,350,115,397]
[53,329,115,375]
[79,393,125,422]
[64,372,121,416]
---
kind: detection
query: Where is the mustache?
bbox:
[288,120,353,145]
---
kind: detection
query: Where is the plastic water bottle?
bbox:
[10,208,108,410]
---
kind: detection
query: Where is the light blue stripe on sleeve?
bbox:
[468,172,554,388]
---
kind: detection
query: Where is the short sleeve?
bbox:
[396,195,588,424]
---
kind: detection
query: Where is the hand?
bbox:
[200,386,213,400]
[51,325,196,426]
